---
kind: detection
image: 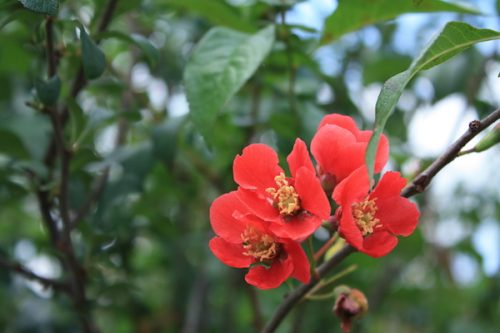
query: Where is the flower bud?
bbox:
[333,286,368,333]
[316,165,337,194]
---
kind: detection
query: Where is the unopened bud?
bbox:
[475,124,500,152]
[317,165,337,194]
[333,286,368,333]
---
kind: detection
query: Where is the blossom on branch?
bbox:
[233,139,330,240]
[333,166,420,257]
[311,114,389,191]
[209,192,310,289]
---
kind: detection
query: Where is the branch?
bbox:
[402,107,500,197]
[0,256,69,292]
[261,107,500,333]
[261,245,356,333]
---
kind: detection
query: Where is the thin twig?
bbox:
[261,245,356,333]
[261,107,500,333]
[313,233,338,262]
[402,108,500,198]
[0,257,69,292]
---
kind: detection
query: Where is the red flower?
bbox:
[233,139,330,240]
[311,114,389,190]
[209,192,310,289]
[332,166,419,257]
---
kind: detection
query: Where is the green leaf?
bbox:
[18,0,58,16]
[320,0,480,45]
[185,25,275,141]
[366,22,500,181]
[165,0,256,32]
[152,116,186,167]
[81,27,106,80]
[0,129,31,160]
[35,75,61,106]
[0,113,52,161]
[475,124,500,152]
[98,31,160,68]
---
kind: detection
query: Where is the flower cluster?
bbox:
[209,113,419,289]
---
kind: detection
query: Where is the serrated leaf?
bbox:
[320,0,480,45]
[18,0,58,16]
[81,28,106,80]
[98,31,160,67]
[184,25,275,141]
[35,75,61,105]
[366,22,500,181]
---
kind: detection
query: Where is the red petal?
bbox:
[245,258,293,289]
[361,231,398,258]
[332,166,370,206]
[376,197,419,236]
[233,144,283,191]
[374,134,389,173]
[209,237,253,268]
[210,192,249,243]
[269,214,323,241]
[287,138,315,178]
[358,131,390,173]
[311,125,366,182]
[318,114,359,135]
[338,207,364,250]
[295,167,330,219]
[370,171,407,200]
[237,188,280,222]
[283,240,310,284]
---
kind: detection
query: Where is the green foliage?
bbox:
[166,0,256,32]
[321,0,479,44]
[18,0,59,16]
[35,75,61,106]
[365,21,500,181]
[81,27,106,80]
[185,25,275,141]
[98,31,160,68]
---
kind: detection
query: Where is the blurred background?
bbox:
[0,0,499,332]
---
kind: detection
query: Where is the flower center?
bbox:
[241,227,281,262]
[266,173,301,216]
[352,198,379,236]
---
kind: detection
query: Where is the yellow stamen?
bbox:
[266,173,301,216]
[352,198,379,236]
[241,227,281,262]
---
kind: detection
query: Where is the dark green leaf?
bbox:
[0,113,52,161]
[0,129,30,160]
[185,25,275,141]
[81,28,106,80]
[321,0,480,44]
[366,22,500,181]
[18,0,58,16]
[35,75,61,105]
